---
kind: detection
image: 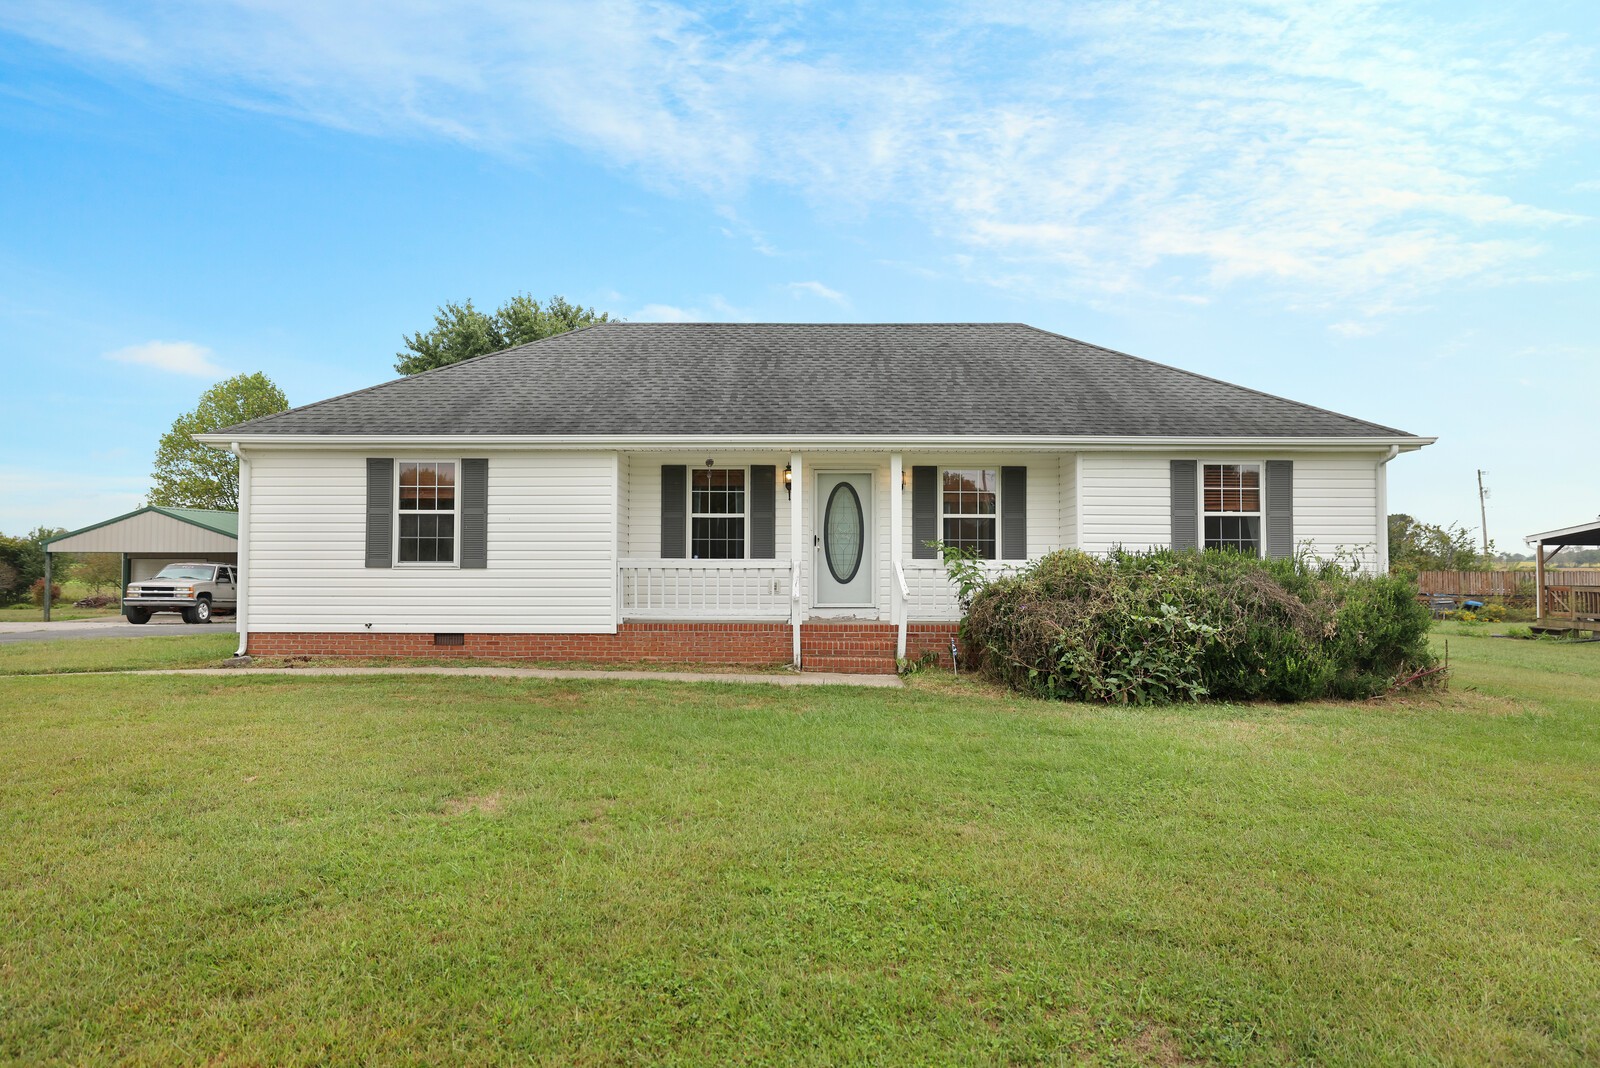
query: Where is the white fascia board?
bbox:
[1524,519,1600,544]
[196,433,1436,452]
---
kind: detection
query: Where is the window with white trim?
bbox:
[942,468,997,560]
[397,461,457,563]
[1203,463,1261,554]
[691,467,745,559]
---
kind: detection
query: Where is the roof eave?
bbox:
[198,432,1435,451]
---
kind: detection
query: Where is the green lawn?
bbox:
[0,632,236,675]
[1,630,1596,1065]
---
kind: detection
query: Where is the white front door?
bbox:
[814,472,874,608]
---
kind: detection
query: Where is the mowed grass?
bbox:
[0,632,236,675]
[1,632,1597,1064]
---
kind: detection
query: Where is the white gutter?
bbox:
[230,441,249,658]
[196,432,1435,452]
[1375,444,1399,573]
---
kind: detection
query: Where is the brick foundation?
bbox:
[247,619,967,675]
[249,622,790,666]
[905,622,963,666]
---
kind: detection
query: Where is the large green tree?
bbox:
[395,293,610,375]
[148,373,289,510]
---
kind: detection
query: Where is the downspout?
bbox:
[230,441,250,658]
[1375,445,1399,574]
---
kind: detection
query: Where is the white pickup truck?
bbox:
[124,563,238,624]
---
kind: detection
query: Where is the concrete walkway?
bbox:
[119,665,904,688]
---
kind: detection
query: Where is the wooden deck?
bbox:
[1536,585,1600,635]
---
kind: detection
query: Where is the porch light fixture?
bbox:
[783,463,793,498]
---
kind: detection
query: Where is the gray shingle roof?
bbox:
[222,323,1416,438]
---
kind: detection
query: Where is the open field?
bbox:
[1,628,1597,1064]
[0,580,124,623]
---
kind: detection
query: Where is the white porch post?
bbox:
[612,451,623,631]
[790,451,803,668]
[1536,539,1546,622]
[890,452,906,659]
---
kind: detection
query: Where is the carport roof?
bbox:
[1524,517,1600,547]
[47,506,238,547]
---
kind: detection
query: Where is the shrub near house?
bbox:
[958,549,1437,704]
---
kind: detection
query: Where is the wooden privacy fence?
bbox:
[1416,569,1600,596]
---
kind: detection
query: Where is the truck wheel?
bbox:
[185,598,213,625]
[125,607,151,625]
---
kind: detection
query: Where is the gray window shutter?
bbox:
[365,458,394,568]
[1000,466,1028,559]
[749,465,776,559]
[1170,460,1198,551]
[912,466,938,559]
[1266,460,1294,560]
[460,458,488,568]
[661,465,687,558]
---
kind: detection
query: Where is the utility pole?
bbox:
[1477,469,1490,561]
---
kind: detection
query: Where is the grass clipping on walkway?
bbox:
[1,624,1597,1064]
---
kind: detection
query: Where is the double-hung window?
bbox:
[691,467,746,559]
[942,468,997,560]
[398,461,457,563]
[1202,463,1261,555]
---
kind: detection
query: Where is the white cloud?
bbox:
[784,281,847,305]
[632,296,751,322]
[6,1,1589,314]
[103,340,226,376]
[634,303,701,322]
[1328,320,1381,339]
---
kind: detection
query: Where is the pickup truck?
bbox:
[124,563,238,624]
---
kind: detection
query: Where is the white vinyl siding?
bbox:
[1079,453,1172,554]
[898,454,1064,562]
[1291,454,1381,573]
[247,449,617,632]
[1076,451,1382,572]
[1060,454,1078,550]
[621,453,792,562]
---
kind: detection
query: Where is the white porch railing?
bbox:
[902,562,1019,621]
[620,558,795,619]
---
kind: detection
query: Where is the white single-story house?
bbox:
[197,323,1432,672]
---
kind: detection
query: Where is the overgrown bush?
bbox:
[955,548,1439,704]
[29,580,62,607]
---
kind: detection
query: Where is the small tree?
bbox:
[148,373,289,510]
[78,553,124,597]
[1388,514,1492,577]
[395,293,610,375]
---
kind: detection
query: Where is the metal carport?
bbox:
[42,507,238,621]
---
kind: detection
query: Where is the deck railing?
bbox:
[619,559,794,619]
[1544,585,1600,622]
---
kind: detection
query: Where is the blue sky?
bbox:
[1,0,1595,548]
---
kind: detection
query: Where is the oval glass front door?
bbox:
[824,482,864,584]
